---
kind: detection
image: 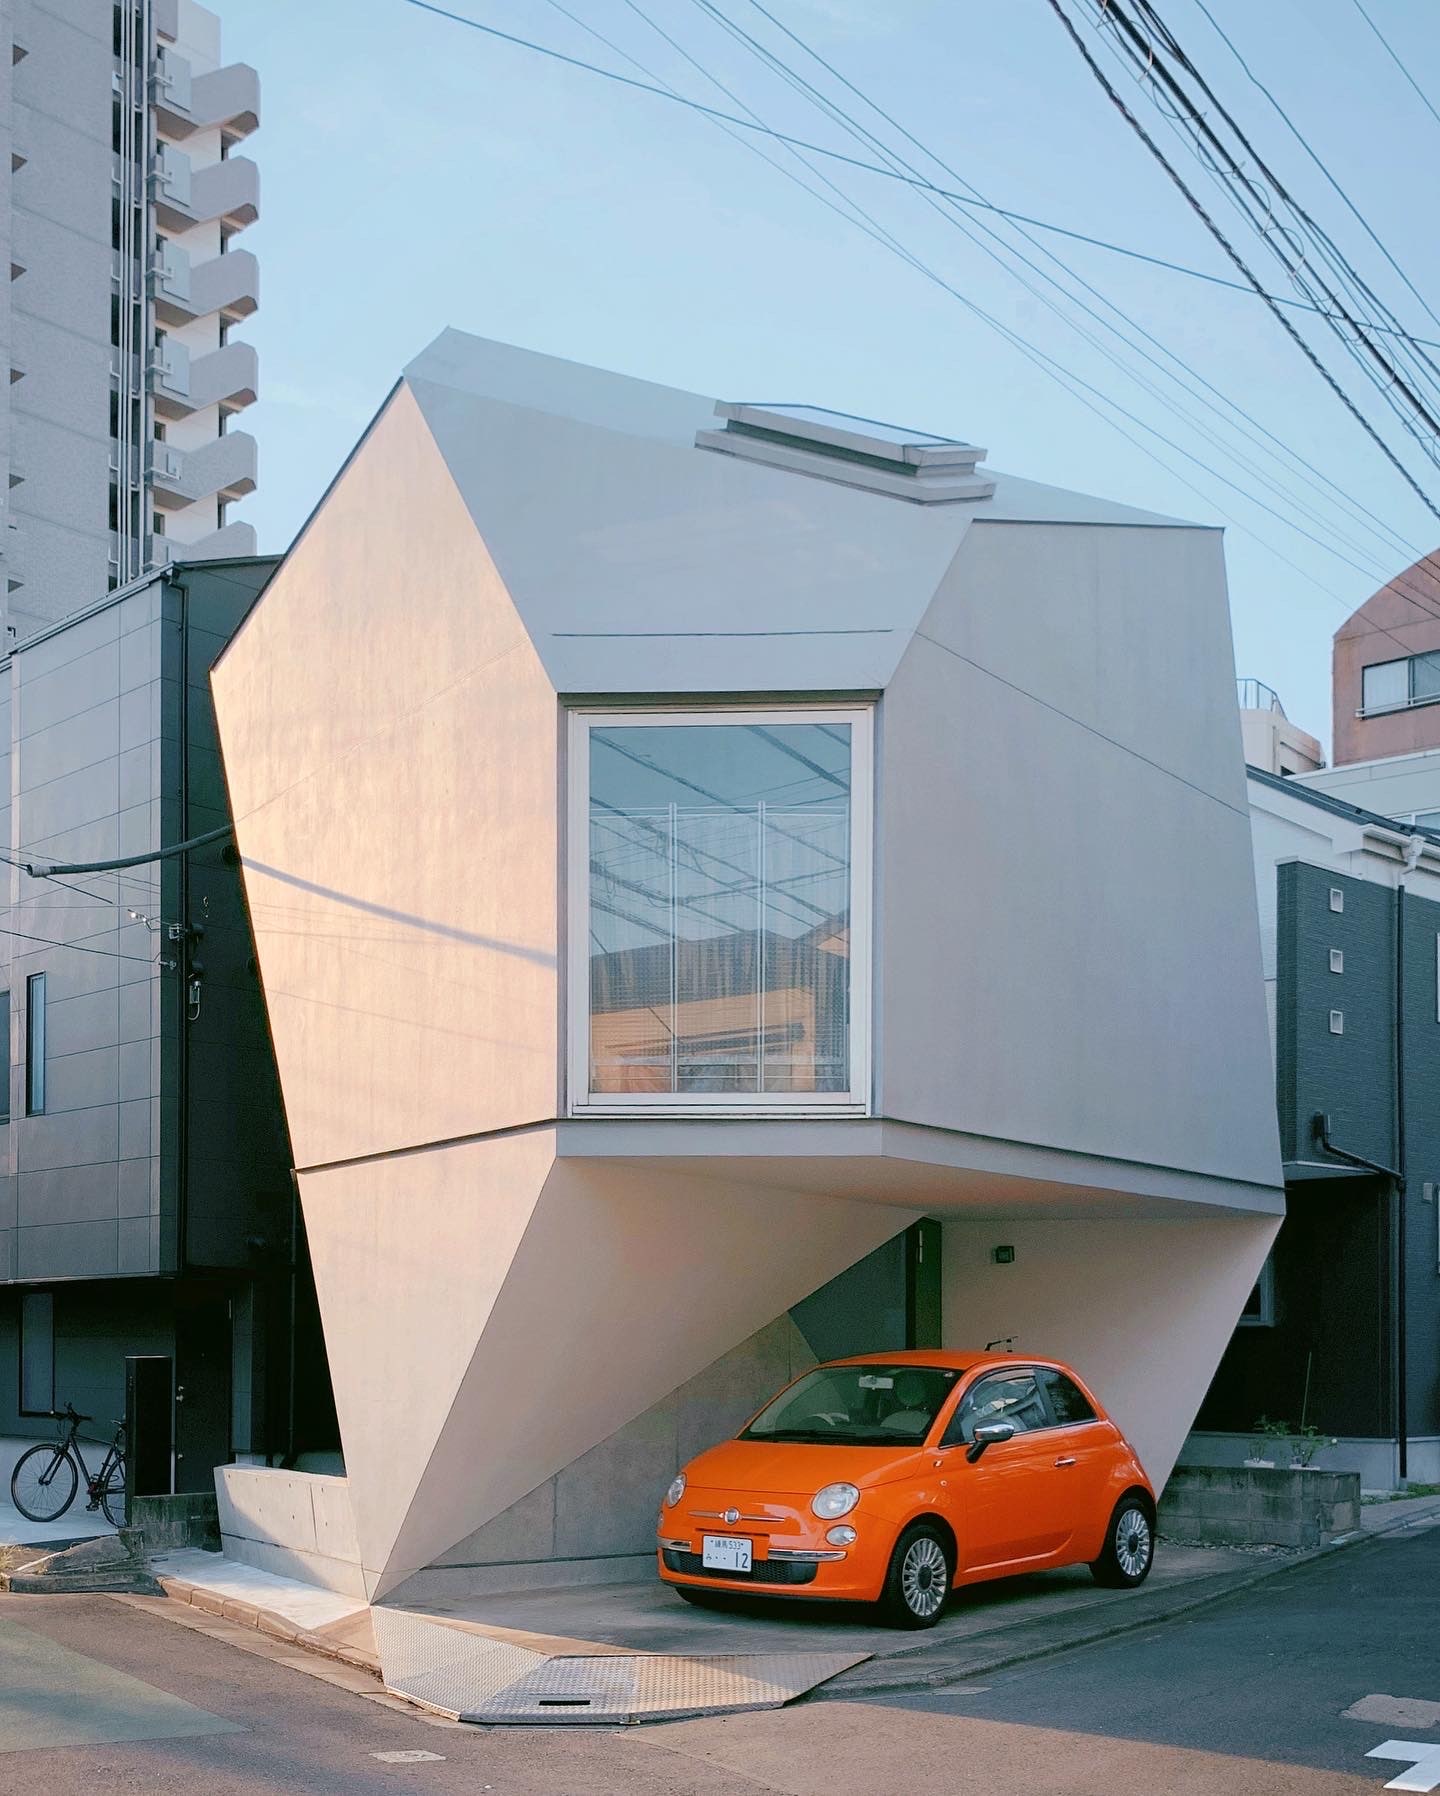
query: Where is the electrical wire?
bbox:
[1189,0,1440,339]
[1046,0,1440,524]
[393,1,1440,347]
[690,0,1440,638]
[1348,0,1440,135]
[399,0,1440,665]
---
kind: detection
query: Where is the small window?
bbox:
[1413,653,1440,702]
[1238,1257,1276,1328]
[1363,658,1409,713]
[1329,1010,1344,1035]
[25,973,45,1115]
[19,1291,54,1414]
[1038,1368,1097,1426]
[1330,888,1345,913]
[1330,949,1344,974]
[942,1370,1047,1447]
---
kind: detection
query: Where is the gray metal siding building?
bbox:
[0,557,334,1489]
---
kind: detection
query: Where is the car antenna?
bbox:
[985,1337,1017,1352]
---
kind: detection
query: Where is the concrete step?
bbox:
[0,1528,157,1594]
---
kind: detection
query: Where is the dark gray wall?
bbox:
[1207,860,1440,1441]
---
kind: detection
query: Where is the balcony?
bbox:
[152,151,258,234]
[154,54,260,141]
[147,430,257,510]
[152,245,259,326]
[152,519,257,565]
[189,341,258,413]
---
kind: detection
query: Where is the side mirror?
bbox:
[966,1419,1017,1464]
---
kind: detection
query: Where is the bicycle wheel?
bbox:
[100,1457,127,1528]
[11,1444,78,1523]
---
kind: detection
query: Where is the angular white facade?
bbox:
[212,332,1284,1606]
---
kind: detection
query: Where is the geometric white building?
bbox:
[211,331,1284,1609]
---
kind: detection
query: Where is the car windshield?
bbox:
[741,1364,961,1446]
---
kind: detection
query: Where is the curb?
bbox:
[815,1498,1440,1701]
[154,1575,382,1677]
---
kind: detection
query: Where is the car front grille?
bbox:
[661,1549,818,1586]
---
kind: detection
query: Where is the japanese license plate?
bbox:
[701,1534,753,1574]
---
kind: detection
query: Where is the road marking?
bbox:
[370,1750,446,1763]
[1366,1741,1440,1791]
[1345,1697,1440,1728]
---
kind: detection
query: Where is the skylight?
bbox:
[695,401,996,503]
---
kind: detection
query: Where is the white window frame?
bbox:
[567,704,874,1117]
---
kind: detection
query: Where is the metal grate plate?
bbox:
[465,1650,869,1724]
[372,1606,546,1719]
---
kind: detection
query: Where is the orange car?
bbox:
[656,1350,1154,1627]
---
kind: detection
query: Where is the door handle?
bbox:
[1054,1456,1077,1468]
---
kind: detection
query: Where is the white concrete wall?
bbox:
[215,1464,363,1596]
[211,386,561,1171]
[941,1213,1280,1492]
[881,521,1282,1195]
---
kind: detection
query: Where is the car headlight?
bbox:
[811,1482,860,1520]
[664,1473,686,1508]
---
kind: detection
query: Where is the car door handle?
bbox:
[1054,1456,1077,1468]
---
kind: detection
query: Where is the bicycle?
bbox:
[10,1404,127,1528]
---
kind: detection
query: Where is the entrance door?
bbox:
[174,1289,232,1494]
[941,1367,1070,1572]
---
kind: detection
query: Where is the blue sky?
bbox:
[226,0,1440,754]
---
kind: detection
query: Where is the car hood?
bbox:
[684,1437,924,1495]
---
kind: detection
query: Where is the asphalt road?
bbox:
[1,1518,1437,1794]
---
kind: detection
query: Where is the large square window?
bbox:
[569,707,872,1112]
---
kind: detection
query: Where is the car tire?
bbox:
[1090,1494,1156,1589]
[878,1522,952,1628]
[673,1584,723,1608]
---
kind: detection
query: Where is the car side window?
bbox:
[941,1370,1046,1447]
[1038,1369,1097,1426]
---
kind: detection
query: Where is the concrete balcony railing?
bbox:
[189,341,258,413]
[192,248,259,320]
[147,430,257,510]
[152,246,259,327]
[148,340,256,419]
[150,519,257,565]
[153,151,258,234]
[154,55,260,141]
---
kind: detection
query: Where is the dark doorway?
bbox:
[174,1287,232,1493]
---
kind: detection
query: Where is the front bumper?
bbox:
[656,1498,890,1601]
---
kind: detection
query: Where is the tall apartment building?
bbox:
[0,0,258,642]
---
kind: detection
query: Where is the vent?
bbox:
[696,402,995,504]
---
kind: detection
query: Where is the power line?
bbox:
[0,923,161,965]
[402,0,1440,665]
[1045,0,1440,522]
[1109,1,1440,462]
[393,0,1440,348]
[697,0,1440,628]
[723,0,1429,578]
[1189,0,1440,339]
[1348,0,1440,134]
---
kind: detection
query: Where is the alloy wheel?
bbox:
[1114,1506,1152,1579]
[900,1534,949,1618]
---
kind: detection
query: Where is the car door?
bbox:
[1036,1367,1122,1552]
[942,1368,1071,1574]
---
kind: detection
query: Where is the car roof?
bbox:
[821,1349,1072,1376]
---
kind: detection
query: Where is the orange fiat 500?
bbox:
[656,1351,1155,1627]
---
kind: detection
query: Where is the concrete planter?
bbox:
[1160,1463,1362,1549]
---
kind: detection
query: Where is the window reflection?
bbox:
[588,720,853,1096]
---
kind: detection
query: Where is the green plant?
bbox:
[1251,1418,1335,1467]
